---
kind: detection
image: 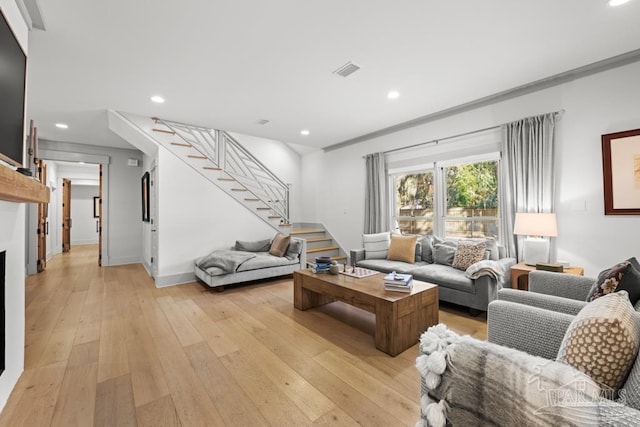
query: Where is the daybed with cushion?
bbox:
[351,232,516,313]
[195,234,306,290]
[416,258,640,426]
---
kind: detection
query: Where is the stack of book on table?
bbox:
[383,271,413,292]
[312,257,332,273]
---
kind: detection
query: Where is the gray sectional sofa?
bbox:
[195,237,306,290]
[351,234,516,313]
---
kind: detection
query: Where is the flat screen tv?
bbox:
[0,8,27,168]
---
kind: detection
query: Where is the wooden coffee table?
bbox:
[293,269,439,356]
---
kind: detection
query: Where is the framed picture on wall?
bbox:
[602,128,640,215]
[141,172,150,222]
[93,196,100,218]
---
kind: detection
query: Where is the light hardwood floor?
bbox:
[0,244,487,426]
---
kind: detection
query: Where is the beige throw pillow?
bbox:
[387,234,418,264]
[557,291,640,392]
[452,240,486,270]
[269,233,290,257]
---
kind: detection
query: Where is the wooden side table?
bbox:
[510,262,585,291]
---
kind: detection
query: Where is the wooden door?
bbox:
[98,165,102,266]
[36,160,47,272]
[62,178,71,252]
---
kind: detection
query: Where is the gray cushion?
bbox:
[285,239,302,260]
[415,241,422,262]
[419,235,433,263]
[356,259,428,274]
[407,264,475,293]
[432,235,459,248]
[433,243,456,266]
[235,238,271,252]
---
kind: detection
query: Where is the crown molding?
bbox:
[324,48,640,152]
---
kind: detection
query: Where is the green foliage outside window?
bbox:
[445,161,498,209]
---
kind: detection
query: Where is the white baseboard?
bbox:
[142,261,153,277]
[155,272,197,288]
[107,255,142,266]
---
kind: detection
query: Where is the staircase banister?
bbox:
[222,131,289,190]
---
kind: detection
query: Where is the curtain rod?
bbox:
[364,109,565,158]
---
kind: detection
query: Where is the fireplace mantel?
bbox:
[0,165,49,203]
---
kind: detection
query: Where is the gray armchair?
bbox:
[488,270,594,359]
[417,270,640,426]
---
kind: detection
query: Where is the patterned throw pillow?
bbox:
[452,240,487,270]
[586,259,640,305]
[363,232,391,259]
[387,234,418,264]
[557,291,640,391]
[268,233,290,257]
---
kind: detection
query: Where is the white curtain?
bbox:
[499,113,557,258]
[364,152,388,234]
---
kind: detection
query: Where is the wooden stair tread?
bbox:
[231,188,248,191]
[152,128,175,135]
[256,207,271,210]
[244,198,260,201]
[268,215,281,219]
[290,228,325,235]
[218,177,235,181]
[170,142,192,147]
[188,155,208,159]
[307,246,339,253]
[305,237,332,243]
[203,166,221,170]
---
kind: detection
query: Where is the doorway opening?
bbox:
[41,160,103,267]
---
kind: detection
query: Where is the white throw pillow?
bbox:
[363,232,391,259]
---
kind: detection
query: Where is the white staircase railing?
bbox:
[151,117,290,231]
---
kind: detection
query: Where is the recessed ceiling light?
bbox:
[608,0,630,6]
[300,129,310,136]
[55,123,68,129]
[387,90,400,99]
[150,95,165,103]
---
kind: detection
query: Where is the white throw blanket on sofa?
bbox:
[465,259,505,286]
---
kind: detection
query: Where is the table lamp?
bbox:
[513,213,558,265]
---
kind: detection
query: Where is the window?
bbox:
[392,171,434,234]
[443,160,499,239]
[391,158,499,239]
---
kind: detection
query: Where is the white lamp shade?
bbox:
[513,213,557,237]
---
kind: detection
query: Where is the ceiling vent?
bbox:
[257,119,271,125]
[333,61,361,78]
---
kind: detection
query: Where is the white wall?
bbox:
[155,146,279,286]
[302,60,640,277]
[70,184,99,245]
[0,0,28,412]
